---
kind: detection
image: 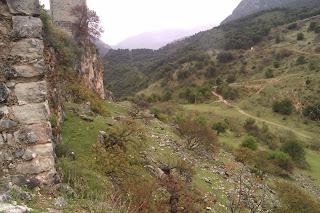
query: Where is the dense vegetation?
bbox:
[104,6,320,98]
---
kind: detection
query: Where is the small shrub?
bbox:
[177,119,217,152]
[212,122,228,135]
[287,22,298,30]
[296,56,307,65]
[272,99,293,115]
[308,22,317,32]
[303,103,320,121]
[150,108,161,119]
[276,182,320,213]
[265,69,274,78]
[216,84,239,100]
[268,151,294,173]
[241,136,258,150]
[217,52,234,63]
[297,33,304,41]
[281,139,305,163]
[315,26,320,33]
[226,75,236,83]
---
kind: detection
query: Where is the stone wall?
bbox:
[0,0,57,188]
[50,0,86,33]
[49,0,106,99]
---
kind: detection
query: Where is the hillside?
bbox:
[222,0,320,24]
[104,6,320,98]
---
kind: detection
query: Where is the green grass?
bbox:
[304,150,320,187]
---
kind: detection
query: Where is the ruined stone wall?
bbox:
[0,0,57,188]
[50,0,106,99]
[50,0,86,33]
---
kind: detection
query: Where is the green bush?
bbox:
[265,69,274,78]
[297,32,304,41]
[272,99,293,115]
[241,136,258,150]
[296,56,307,65]
[308,22,317,32]
[216,84,239,100]
[212,122,228,135]
[303,103,320,121]
[276,182,320,213]
[217,52,234,63]
[287,22,298,30]
[281,139,305,163]
[268,151,294,172]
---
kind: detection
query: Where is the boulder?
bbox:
[10,38,43,61]
[0,202,29,213]
[6,0,40,16]
[15,81,47,105]
[12,16,42,38]
[0,83,9,103]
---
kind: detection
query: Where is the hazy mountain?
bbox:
[222,0,320,24]
[94,39,112,57]
[113,26,215,50]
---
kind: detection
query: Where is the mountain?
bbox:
[104,6,320,98]
[223,0,320,24]
[94,39,112,57]
[114,26,214,50]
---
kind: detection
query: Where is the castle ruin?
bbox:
[50,0,86,33]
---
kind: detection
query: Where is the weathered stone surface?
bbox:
[14,123,52,144]
[0,120,18,131]
[15,81,47,105]
[11,176,40,189]
[13,62,45,78]
[22,149,37,161]
[0,83,9,103]
[0,107,9,117]
[3,66,17,80]
[0,202,29,213]
[12,16,42,38]
[12,103,49,125]
[10,39,43,60]
[6,0,40,16]
[28,143,53,157]
[15,156,54,175]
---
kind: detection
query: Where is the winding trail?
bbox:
[211,92,312,140]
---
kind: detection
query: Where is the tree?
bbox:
[272,99,293,115]
[72,4,104,39]
[212,122,228,135]
[217,52,234,63]
[281,139,305,163]
[303,103,320,121]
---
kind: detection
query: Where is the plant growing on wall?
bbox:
[72,4,104,39]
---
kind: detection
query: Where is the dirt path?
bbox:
[211,92,312,140]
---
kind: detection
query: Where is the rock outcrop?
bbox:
[0,0,56,190]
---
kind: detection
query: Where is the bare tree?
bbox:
[72,4,104,40]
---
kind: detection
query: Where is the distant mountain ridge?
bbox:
[114,26,215,50]
[223,0,320,24]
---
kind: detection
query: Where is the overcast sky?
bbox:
[40,0,241,45]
